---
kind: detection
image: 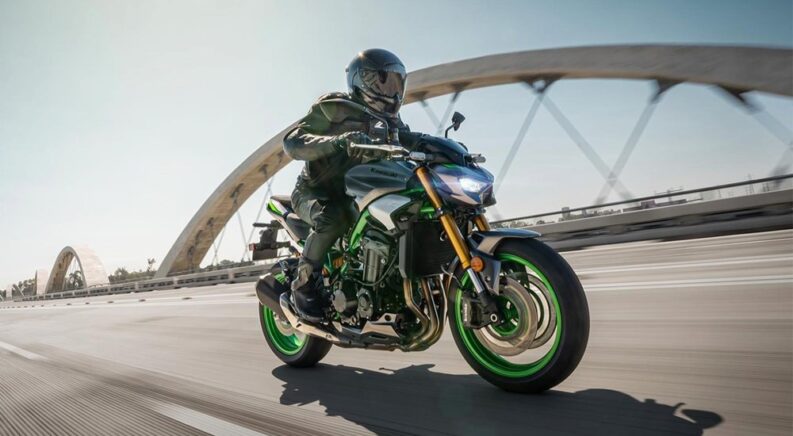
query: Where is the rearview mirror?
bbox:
[451,112,466,130]
[445,111,466,138]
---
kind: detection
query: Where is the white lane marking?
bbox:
[150,401,269,436]
[1,291,257,311]
[1,298,255,311]
[576,255,793,275]
[0,341,47,360]
[583,275,793,291]
[112,291,252,304]
[567,230,792,255]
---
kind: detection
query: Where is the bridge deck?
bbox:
[1,230,791,435]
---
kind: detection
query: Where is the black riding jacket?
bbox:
[283,92,413,197]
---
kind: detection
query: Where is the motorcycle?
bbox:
[253,107,589,393]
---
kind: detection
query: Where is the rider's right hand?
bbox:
[333,131,374,159]
[334,131,372,147]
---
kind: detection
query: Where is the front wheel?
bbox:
[449,239,589,393]
[259,303,331,367]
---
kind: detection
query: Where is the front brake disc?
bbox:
[473,277,538,356]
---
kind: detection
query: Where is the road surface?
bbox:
[1,230,791,435]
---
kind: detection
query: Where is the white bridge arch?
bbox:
[45,246,108,293]
[155,44,793,277]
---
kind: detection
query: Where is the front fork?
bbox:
[415,167,500,323]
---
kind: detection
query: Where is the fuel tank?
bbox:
[344,160,415,210]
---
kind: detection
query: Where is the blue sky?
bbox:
[1,0,791,285]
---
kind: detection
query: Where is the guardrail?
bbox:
[493,174,792,228]
[539,189,790,249]
[494,175,793,250]
[13,262,278,303]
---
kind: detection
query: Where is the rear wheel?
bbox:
[449,239,589,393]
[259,304,331,367]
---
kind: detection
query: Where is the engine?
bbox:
[361,232,391,283]
[330,229,402,324]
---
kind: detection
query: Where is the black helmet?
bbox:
[346,49,407,118]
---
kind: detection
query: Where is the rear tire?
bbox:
[449,239,589,393]
[259,303,331,367]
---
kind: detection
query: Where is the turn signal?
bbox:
[470,256,484,272]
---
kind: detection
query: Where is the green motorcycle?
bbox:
[255,113,589,393]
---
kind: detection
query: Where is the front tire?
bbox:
[449,239,589,393]
[259,303,331,367]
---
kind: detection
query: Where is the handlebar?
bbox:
[253,222,279,228]
[349,143,408,154]
[349,143,431,162]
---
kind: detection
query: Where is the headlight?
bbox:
[459,177,488,193]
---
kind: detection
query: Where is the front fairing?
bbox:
[411,134,469,166]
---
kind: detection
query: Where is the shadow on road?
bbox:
[272,364,722,435]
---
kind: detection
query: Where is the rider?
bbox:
[283,48,411,321]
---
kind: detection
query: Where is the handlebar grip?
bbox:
[253,222,280,228]
[349,142,399,151]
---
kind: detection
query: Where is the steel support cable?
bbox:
[751,110,793,177]
[489,87,548,221]
[540,95,634,200]
[489,79,556,221]
[244,179,274,247]
[64,259,74,290]
[235,208,248,263]
[593,94,664,204]
[494,93,544,195]
[770,148,793,176]
[210,224,227,266]
[751,108,793,150]
[242,179,274,261]
[717,88,793,177]
[419,100,441,129]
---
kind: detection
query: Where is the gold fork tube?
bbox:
[415,166,472,269]
[473,215,491,231]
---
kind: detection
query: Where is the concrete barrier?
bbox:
[520,189,792,249]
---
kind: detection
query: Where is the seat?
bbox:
[270,195,311,241]
[284,214,311,241]
[270,195,294,211]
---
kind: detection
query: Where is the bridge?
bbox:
[1,45,791,435]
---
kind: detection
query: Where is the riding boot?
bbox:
[290,257,324,322]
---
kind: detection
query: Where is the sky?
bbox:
[1,0,791,286]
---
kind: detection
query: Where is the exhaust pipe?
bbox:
[418,278,445,348]
[255,273,288,319]
[402,278,444,351]
[278,293,340,343]
[265,275,444,352]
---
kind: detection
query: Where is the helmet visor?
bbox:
[359,65,406,100]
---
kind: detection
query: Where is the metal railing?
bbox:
[6,175,792,304]
[492,174,793,229]
[10,261,281,303]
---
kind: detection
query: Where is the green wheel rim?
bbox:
[491,295,520,336]
[262,306,305,356]
[455,253,563,378]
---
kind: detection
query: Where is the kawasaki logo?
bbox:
[370,168,402,179]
